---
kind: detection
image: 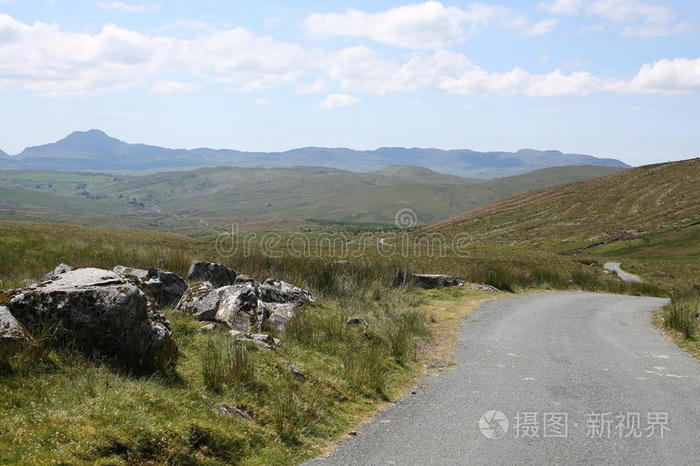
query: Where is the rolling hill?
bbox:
[0,129,630,178]
[0,164,623,234]
[429,158,700,252]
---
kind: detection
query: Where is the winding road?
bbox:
[309,292,700,465]
[604,262,643,283]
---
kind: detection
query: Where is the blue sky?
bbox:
[0,0,698,165]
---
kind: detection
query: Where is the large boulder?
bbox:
[0,305,30,358]
[113,265,187,309]
[42,263,73,282]
[5,268,175,372]
[186,262,237,288]
[215,283,265,331]
[258,279,315,304]
[411,274,465,289]
[175,282,221,321]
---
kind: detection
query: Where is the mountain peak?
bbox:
[61,129,119,144]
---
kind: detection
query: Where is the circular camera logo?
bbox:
[479,410,509,439]
[394,208,418,229]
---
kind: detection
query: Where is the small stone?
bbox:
[411,274,465,289]
[470,284,502,292]
[214,402,252,420]
[199,323,219,333]
[282,360,306,381]
[347,317,368,327]
[348,431,357,436]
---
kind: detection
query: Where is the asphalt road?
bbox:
[604,262,643,283]
[309,292,700,466]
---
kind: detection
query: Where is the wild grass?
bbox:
[665,301,697,340]
[201,334,257,393]
[0,219,679,464]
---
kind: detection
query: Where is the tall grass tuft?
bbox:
[665,300,698,340]
[201,335,256,393]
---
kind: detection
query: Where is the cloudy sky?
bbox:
[1,0,698,165]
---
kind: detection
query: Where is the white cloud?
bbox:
[0,13,307,96]
[625,58,700,94]
[523,19,559,36]
[296,78,328,94]
[304,1,524,49]
[320,93,361,109]
[0,12,698,100]
[254,98,270,105]
[98,2,154,14]
[150,80,197,94]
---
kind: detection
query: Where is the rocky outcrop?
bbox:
[176,276,314,333]
[5,268,175,372]
[411,274,465,289]
[113,265,188,309]
[0,305,29,357]
[186,262,237,288]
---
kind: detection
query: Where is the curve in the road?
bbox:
[604,262,643,283]
[309,292,699,466]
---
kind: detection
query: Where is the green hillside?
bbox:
[0,165,623,233]
[429,158,700,291]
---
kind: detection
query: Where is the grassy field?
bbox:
[0,218,669,464]
[0,165,622,235]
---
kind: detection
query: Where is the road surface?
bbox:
[309,292,700,465]
[604,262,643,283]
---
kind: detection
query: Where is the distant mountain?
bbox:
[1,130,630,178]
[0,148,8,158]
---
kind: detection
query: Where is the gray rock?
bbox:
[42,263,73,282]
[263,302,300,333]
[176,282,221,321]
[186,262,237,288]
[412,274,465,289]
[199,323,220,333]
[214,402,252,420]
[250,333,282,346]
[229,329,243,338]
[6,268,175,372]
[259,279,315,304]
[235,337,275,351]
[471,284,502,292]
[347,317,368,327]
[282,360,305,381]
[0,305,30,356]
[215,283,264,331]
[114,265,187,309]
